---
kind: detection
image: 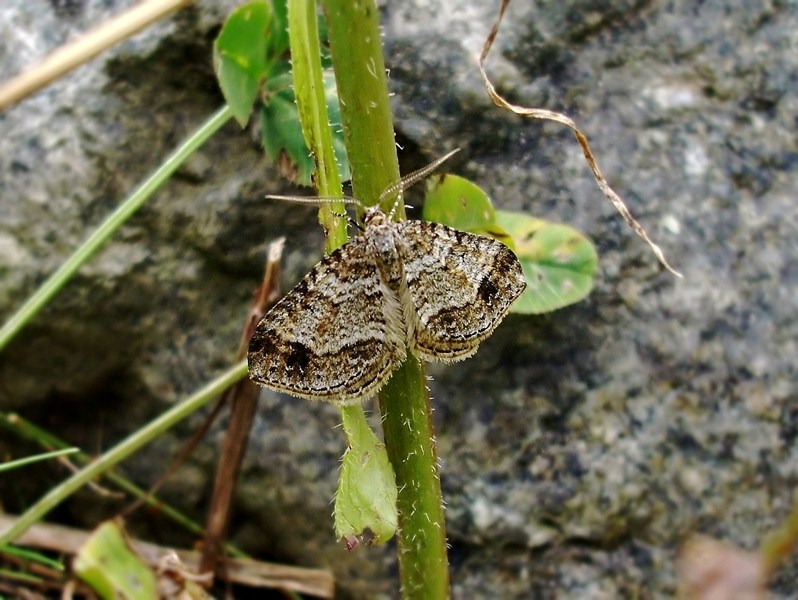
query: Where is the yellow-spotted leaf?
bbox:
[424,174,495,231]
[495,210,597,314]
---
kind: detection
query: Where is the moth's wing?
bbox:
[397,220,526,362]
[248,236,406,404]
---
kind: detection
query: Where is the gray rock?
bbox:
[1,0,796,598]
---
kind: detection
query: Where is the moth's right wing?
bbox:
[248,237,406,404]
[398,220,526,363]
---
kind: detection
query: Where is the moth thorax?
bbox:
[367,229,404,290]
[362,207,387,227]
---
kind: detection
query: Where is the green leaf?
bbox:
[259,73,349,186]
[213,0,349,185]
[334,406,398,546]
[423,174,495,232]
[259,91,315,184]
[213,1,272,126]
[266,0,290,59]
[74,521,157,600]
[423,173,513,247]
[495,210,598,314]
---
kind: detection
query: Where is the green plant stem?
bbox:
[0,104,234,352]
[0,359,249,546]
[290,0,398,544]
[287,0,346,250]
[321,0,400,210]
[321,1,450,597]
[380,356,449,596]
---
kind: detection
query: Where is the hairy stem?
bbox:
[321,1,450,596]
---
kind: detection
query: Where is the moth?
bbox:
[248,152,526,404]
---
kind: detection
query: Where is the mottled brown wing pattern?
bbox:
[248,208,526,404]
[397,220,526,362]
[247,236,406,404]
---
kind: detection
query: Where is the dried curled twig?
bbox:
[479,0,682,278]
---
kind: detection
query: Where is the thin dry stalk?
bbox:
[479,0,682,277]
[199,238,286,580]
[0,0,192,111]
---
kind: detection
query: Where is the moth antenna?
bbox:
[266,195,365,233]
[378,148,461,217]
[266,194,365,210]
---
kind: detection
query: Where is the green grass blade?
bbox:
[0,104,234,352]
[0,566,44,584]
[0,359,249,545]
[0,448,78,473]
[0,412,248,559]
[0,544,65,571]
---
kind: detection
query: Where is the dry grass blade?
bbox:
[479,0,682,278]
[0,0,192,111]
[0,515,334,598]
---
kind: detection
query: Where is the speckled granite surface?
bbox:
[1,1,796,597]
